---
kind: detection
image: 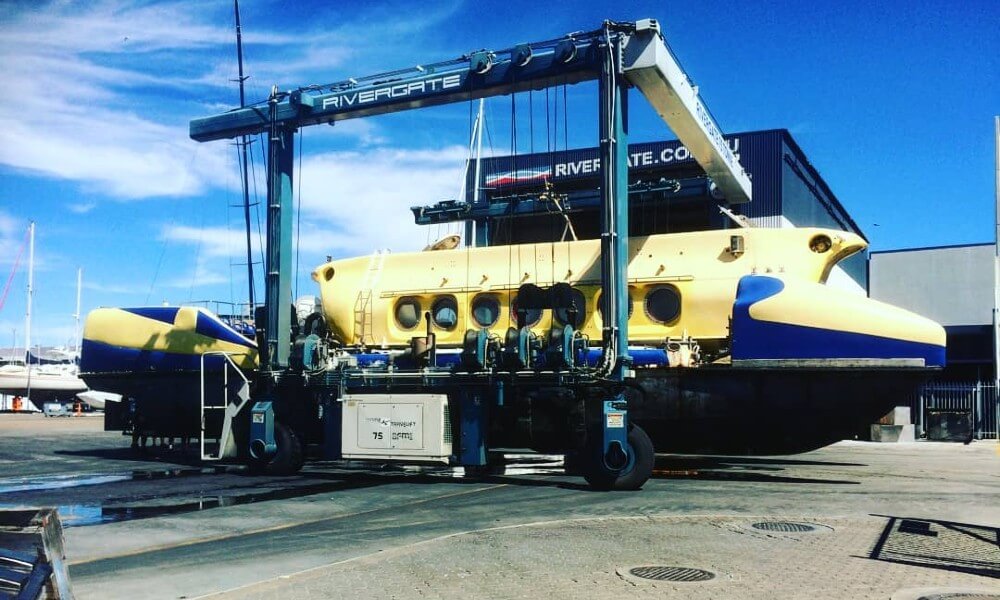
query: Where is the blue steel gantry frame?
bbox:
[191,21,644,380]
[189,19,750,473]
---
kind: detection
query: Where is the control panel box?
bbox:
[341,393,452,463]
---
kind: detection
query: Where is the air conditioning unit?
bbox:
[341,393,452,463]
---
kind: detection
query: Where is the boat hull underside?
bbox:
[629,367,926,455]
[83,371,226,437]
[84,366,928,455]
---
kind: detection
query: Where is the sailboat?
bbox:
[0,222,87,410]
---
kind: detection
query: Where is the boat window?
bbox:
[471,295,500,328]
[510,297,542,328]
[394,297,422,330]
[644,286,682,324]
[553,288,587,328]
[431,296,459,330]
[597,291,634,322]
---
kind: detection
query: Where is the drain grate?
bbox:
[628,566,715,582]
[752,521,817,533]
[918,595,1000,600]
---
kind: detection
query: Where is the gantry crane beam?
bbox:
[189,19,751,381]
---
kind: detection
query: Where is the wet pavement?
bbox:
[0,413,998,599]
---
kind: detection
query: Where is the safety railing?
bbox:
[199,351,252,461]
[910,381,998,440]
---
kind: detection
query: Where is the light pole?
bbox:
[993,116,999,441]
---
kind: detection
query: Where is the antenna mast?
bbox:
[25,221,34,396]
[234,0,256,315]
[74,267,82,355]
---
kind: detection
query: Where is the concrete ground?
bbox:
[0,413,997,599]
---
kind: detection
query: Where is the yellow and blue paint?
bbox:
[80,306,257,374]
[731,276,945,366]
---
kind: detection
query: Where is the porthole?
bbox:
[322,267,335,282]
[394,297,421,330]
[431,296,458,330]
[809,234,832,253]
[553,288,587,328]
[644,286,681,324]
[597,291,634,322]
[510,296,542,328]
[471,295,500,328]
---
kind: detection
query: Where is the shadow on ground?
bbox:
[650,455,861,485]
[865,514,1000,579]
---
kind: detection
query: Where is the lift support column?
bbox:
[263,113,295,371]
[597,31,632,470]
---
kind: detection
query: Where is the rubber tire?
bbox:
[249,422,304,475]
[583,424,655,491]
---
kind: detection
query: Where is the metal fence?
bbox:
[910,381,998,440]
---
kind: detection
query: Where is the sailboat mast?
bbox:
[24,222,34,364]
[464,99,485,247]
[235,0,255,315]
[74,267,82,355]
[472,99,485,207]
[25,221,34,397]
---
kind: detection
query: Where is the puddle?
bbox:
[0,473,404,527]
[0,457,569,527]
[0,474,133,494]
[0,466,239,495]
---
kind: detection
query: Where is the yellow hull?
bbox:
[313,227,865,349]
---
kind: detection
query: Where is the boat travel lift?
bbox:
[189,19,753,489]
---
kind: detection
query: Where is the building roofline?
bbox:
[870,241,995,255]
[476,128,868,242]
[774,129,868,242]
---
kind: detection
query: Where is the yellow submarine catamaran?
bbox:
[80,19,944,490]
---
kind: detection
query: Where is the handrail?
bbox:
[199,351,252,461]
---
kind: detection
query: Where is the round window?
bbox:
[553,288,587,328]
[471,295,500,328]
[431,296,458,330]
[394,297,421,330]
[644,286,681,324]
[597,291,634,322]
[511,297,542,328]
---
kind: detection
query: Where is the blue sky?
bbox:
[0,0,997,347]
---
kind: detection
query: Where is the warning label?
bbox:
[606,412,625,429]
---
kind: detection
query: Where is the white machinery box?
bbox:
[341,393,452,463]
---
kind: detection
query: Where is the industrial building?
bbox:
[415,129,868,294]
[870,243,997,382]
[869,243,998,439]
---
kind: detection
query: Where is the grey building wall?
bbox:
[869,243,994,326]
[780,140,868,289]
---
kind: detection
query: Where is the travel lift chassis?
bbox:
[190,19,752,490]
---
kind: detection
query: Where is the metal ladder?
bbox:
[199,351,252,461]
[353,250,387,345]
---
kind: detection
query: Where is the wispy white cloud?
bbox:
[67,202,98,215]
[298,145,469,256]
[156,144,469,292]
[81,280,146,295]
[0,211,29,269]
[0,0,464,201]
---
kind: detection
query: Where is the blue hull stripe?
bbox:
[80,339,229,374]
[732,275,945,366]
[732,318,946,366]
[123,307,180,325]
[353,348,670,369]
[194,312,256,348]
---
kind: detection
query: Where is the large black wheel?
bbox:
[248,422,304,475]
[583,424,654,491]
